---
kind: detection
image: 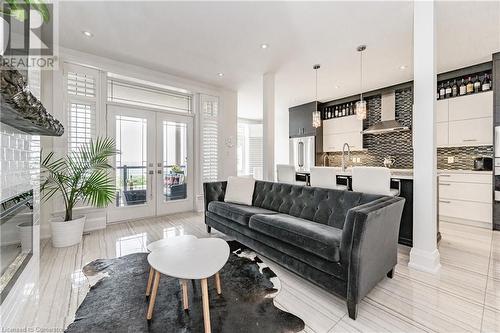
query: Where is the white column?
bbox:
[409,0,441,273]
[263,72,275,181]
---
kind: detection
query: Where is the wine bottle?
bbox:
[482,74,491,91]
[459,79,466,95]
[451,80,458,97]
[466,76,474,94]
[473,76,481,93]
[439,83,445,99]
[334,106,338,118]
[445,81,451,98]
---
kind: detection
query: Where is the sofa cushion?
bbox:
[224,176,255,206]
[252,181,384,229]
[206,211,346,280]
[207,201,277,226]
[249,213,342,262]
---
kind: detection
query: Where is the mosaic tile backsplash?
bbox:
[317,88,493,170]
[437,146,493,170]
[318,88,414,169]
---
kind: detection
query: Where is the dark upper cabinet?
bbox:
[289,102,320,138]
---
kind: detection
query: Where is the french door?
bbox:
[107,104,194,222]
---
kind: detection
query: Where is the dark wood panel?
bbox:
[437,61,492,82]
[289,101,321,138]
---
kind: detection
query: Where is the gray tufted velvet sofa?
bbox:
[203,180,405,320]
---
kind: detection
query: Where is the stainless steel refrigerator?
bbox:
[289,136,315,172]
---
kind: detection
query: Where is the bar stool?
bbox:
[352,166,400,196]
[309,167,348,190]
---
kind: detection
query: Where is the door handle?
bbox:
[462,139,477,142]
[439,183,451,186]
[148,170,154,200]
[439,200,451,204]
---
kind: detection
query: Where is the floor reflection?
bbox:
[163,226,185,239]
[70,270,86,289]
[115,232,148,257]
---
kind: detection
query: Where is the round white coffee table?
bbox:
[147,238,230,333]
[144,235,197,298]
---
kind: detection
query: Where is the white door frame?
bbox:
[106,103,194,223]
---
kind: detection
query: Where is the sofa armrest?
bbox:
[340,197,405,304]
[203,181,227,213]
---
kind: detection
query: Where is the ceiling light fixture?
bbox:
[82,30,93,38]
[355,45,367,120]
[217,72,224,77]
[260,43,269,49]
[312,64,322,129]
[334,85,340,89]
[399,65,407,70]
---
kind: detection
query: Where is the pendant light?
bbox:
[355,45,367,120]
[312,64,322,128]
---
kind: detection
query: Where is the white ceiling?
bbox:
[59,1,500,108]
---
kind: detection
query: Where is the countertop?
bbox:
[296,167,493,180]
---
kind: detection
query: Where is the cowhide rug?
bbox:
[65,240,305,333]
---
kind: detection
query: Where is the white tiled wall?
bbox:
[0,123,41,328]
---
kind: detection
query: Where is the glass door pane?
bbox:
[115,115,149,207]
[156,113,193,215]
[162,121,188,201]
[107,104,156,223]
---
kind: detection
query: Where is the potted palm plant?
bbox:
[41,137,117,247]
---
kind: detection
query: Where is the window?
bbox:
[107,75,192,113]
[237,119,263,179]
[64,64,98,154]
[200,94,219,182]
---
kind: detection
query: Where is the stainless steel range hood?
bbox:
[362,92,410,135]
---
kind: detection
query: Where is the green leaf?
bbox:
[40,137,118,221]
[25,0,50,22]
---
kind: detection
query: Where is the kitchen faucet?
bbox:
[323,153,329,166]
[342,143,351,172]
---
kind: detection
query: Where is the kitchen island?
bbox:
[296,168,440,247]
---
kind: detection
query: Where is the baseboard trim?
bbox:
[408,248,441,274]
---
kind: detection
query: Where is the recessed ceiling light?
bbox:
[217,72,224,77]
[82,30,93,38]
[399,65,407,70]
[260,43,269,49]
[334,85,340,89]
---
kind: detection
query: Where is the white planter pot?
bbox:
[50,216,86,248]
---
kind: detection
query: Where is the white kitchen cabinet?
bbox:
[448,117,493,146]
[436,99,449,123]
[448,91,493,121]
[323,115,362,135]
[436,122,448,147]
[439,181,492,203]
[323,132,363,152]
[438,171,492,227]
[323,115,363,152]
[435,91,492,147]
[439,199,492,224]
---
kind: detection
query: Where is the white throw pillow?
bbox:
[224,176,256,206]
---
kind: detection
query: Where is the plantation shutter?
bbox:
[200,94,219,182]
[64,64,98,154]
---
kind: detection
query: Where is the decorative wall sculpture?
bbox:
[1,58,64,136]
